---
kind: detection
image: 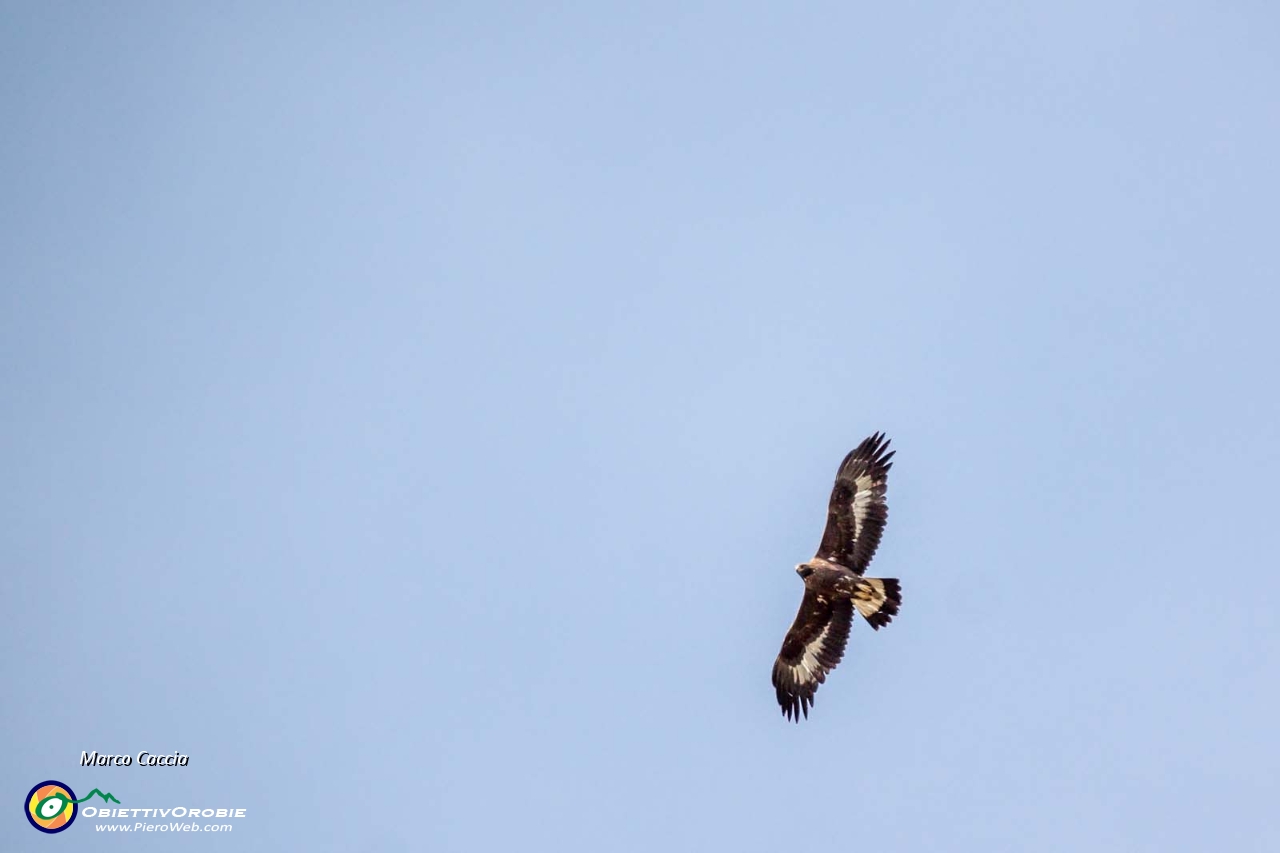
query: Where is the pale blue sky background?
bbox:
[4,2,1279,850]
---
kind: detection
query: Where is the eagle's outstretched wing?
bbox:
[815,432,894,575]
[771,590,853,721]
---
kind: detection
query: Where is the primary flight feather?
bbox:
[771,432,902,721]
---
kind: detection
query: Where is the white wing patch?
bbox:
[849,471,883,541]
[788,616,840,685]
[818,432,893,573]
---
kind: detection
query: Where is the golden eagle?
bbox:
[772,432,903,721]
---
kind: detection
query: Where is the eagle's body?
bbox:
[797,557,891,606]
[771,432,903,721]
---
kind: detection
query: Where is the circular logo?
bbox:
[25,781,77,833]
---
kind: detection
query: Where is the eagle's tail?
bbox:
[852,578,901,629]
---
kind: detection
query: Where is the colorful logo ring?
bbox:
[26,780,77,833]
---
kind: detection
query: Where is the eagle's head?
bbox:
[795,563,815,579]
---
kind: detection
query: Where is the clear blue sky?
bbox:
[4,3,1278,850]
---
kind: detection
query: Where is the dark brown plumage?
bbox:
[772,433,903,721]
[816,432,895,574]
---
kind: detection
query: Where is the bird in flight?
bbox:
[772,432,902,721]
